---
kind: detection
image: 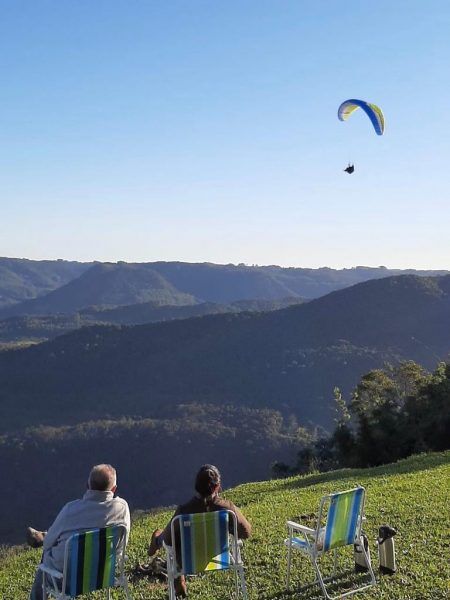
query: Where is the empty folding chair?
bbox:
[285,486,376,599]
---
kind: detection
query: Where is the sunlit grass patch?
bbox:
[0,451,448,599]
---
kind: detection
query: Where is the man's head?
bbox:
[195,464,221,498]
[88,464,117,492]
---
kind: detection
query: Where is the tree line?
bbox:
[273,360,450,476]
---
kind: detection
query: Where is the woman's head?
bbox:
[195,464,221,498]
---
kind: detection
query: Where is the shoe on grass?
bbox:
[26,527,46,548]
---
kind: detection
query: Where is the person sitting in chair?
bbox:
[147,464,251,598]
[28,464,130,600]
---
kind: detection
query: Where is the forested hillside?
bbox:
[0,274,448,545]
[0,275,448,433]
[0,297,302,345]
[0,405,297,544]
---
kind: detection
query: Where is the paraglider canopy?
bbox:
[344,164,354,174]
[338,99,385,135]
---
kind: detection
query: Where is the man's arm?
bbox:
[42,504,69,552]
[121,500,131,546]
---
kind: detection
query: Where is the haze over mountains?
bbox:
[2,258,446,346]
[0,259,448,544]
[1,257,448,314]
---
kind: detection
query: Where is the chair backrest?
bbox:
[175,510,232,575]
[320,487,365,552]
[62,525,126,597]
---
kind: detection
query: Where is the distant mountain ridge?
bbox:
[0,263,197,317]
[0,274,448,433]
[1,258,448,316]
[148,262,450,303]
[0,297,303,344]
[0,257,90,309]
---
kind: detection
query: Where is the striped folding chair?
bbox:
[39,525,131,599]
[285,487,376,600]
[164,510,247,599]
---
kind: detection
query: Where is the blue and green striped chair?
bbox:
[39,525,130,599]
[164,510,247,599]
[285,487,376,599]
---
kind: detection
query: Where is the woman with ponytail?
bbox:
[147,464,251,597]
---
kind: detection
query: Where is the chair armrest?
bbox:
[38,564,63,579]
[286,521,316,536]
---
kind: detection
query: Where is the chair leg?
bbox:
[122,577,132,600]
[42,573,47,600]
[234,565,239,598]
[286,542,292,590]
[166,558,176,600]
[309,555,331,600]
[309,545,377,600]
[164,545,175,600]
[362,544,377,586]
[238,565,248,599]
[166,571,173,600]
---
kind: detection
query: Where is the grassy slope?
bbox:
[1,452,449,600]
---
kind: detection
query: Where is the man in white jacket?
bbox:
[29,464,130,600]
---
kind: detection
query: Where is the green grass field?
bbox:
[1,452,449,600]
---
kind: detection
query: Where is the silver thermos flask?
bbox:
[354,533,370,572]
[377,525,397,574]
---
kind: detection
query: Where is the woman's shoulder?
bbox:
[213,496,239,511]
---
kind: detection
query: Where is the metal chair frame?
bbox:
[285,487,376,600]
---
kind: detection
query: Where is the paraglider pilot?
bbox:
[344,163,354,174]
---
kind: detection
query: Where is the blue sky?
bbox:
[1,1,449,268]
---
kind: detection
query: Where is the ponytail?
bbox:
[195,464,222,506]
